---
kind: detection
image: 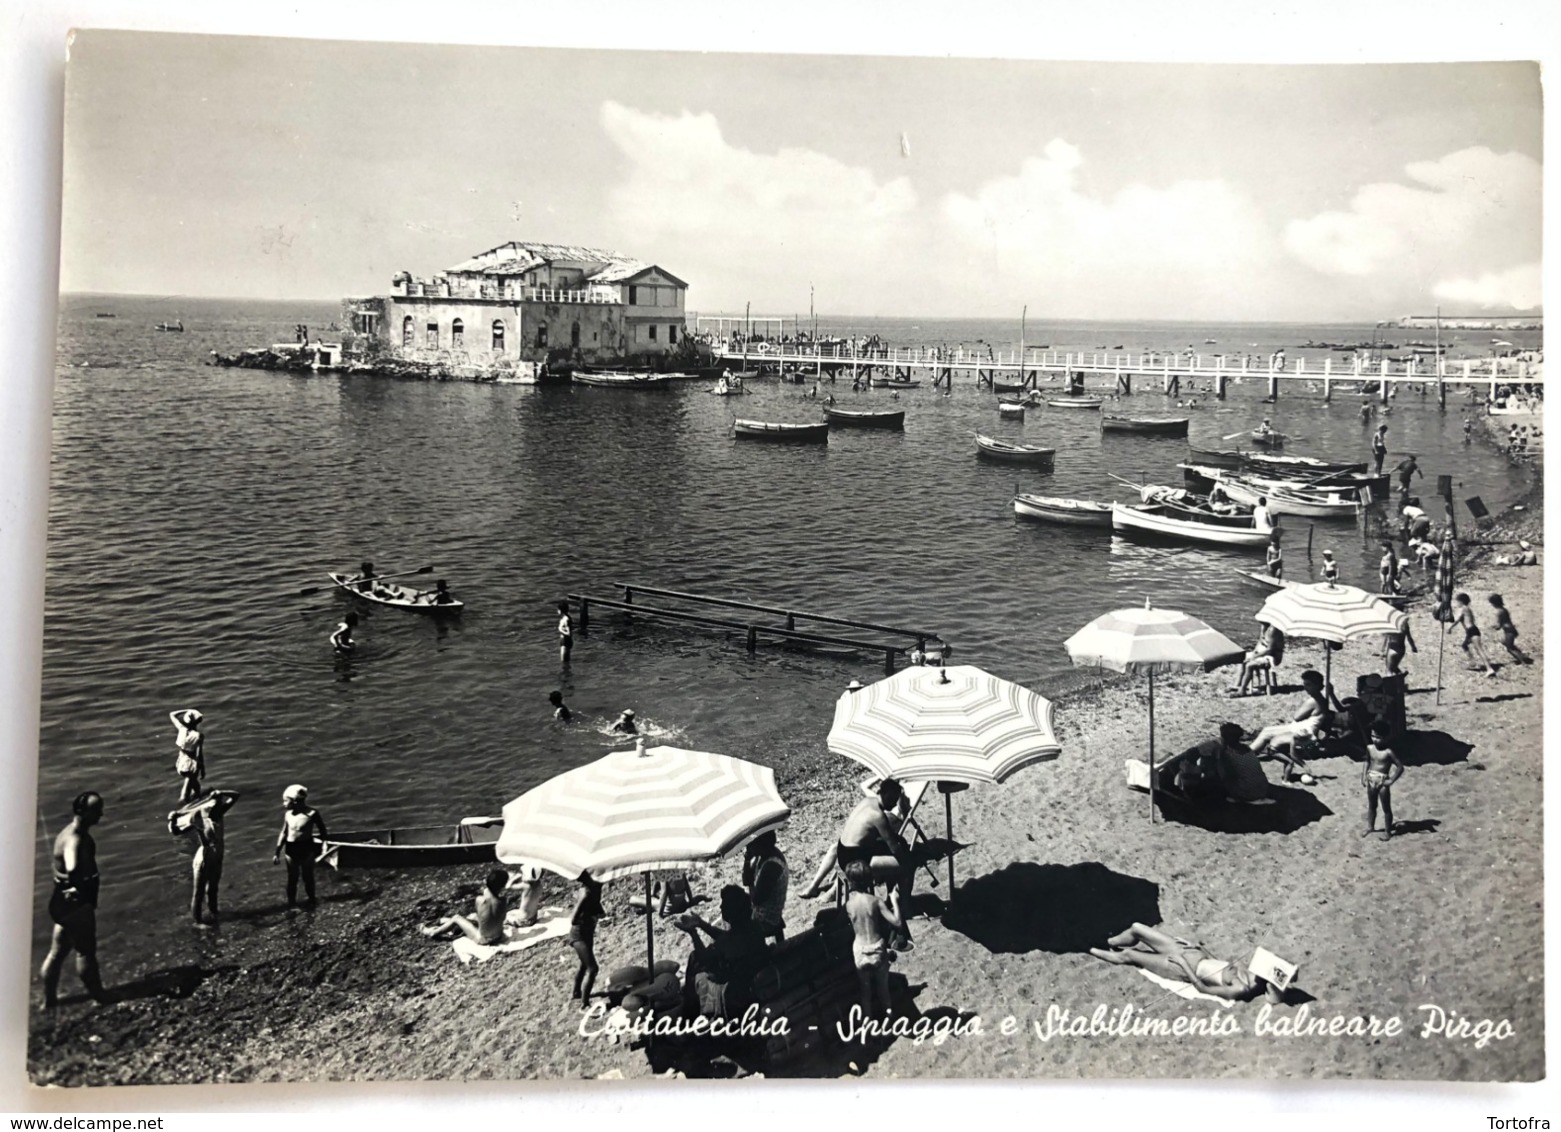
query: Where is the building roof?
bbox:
[589,262,689,288]
[447,240,632,276]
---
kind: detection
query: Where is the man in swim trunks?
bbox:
[799,778,917,950]
[273,784,328,908]
[1371,424,1388,474]
[1248,669,1337,781]
[844,859,903,1020]
[1361,719,1405,841]
[169,789,238,925]
[42,792,109,1009]
[421,869,510,945]
[1449,591,1498,677]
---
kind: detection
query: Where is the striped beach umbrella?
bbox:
[1065,601,1245,821]
[827,664,1061,892]
[1433,527,1457,703]
[496,744,789,966]
[1254,581,1402,686]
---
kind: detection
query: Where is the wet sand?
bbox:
[29,462,1543,1087]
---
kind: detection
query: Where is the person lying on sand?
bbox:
[1090,923,1284,1003]
[421,868,510,945]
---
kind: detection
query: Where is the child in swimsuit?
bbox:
[843,859,902,1020]
[1265,532,1283,580]
[1361,719,1405,841]
[272,785,328,907]
[569,872,604,1006]
[1450,592,1497,676]
[1488,594,1532,665]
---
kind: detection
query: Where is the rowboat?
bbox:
[976,434,1055,466]
[733,418,830,443]
[1014,493,1111,525]
[708,386,750,396]
[155,321,185,332]
[869,377,921,389]
[1249,430,1286,448]
[328,572,466,612]
[1198,470,1364,520]
[1111,503,1272,547]
[992,379,1030,394]
[572,371,675,388]
[1139,485,1255,528]
[1243,453,1366,476]
[1046,397,1104,409]
[318,817,503,870]
[1101,415,1190,436]
[1187,445,1244,468]
[998,401,1027,417]
[824,407,905,429]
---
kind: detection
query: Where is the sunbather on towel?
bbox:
[421,869,509,946]
[1090,923,1284,1003]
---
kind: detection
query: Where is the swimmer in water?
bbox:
[329,612,359,654]
[610,708,638,735]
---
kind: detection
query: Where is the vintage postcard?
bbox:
[27,29,1543,1088]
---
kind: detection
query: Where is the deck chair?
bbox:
[824,778,934,906]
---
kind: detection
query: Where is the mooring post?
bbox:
[579,599,589,634]
[785,611,796,631]
[1268,368,1279,401]
[746,626,758,655]
[1381,360,1391,404]
[1323,357,1332,403]
[884,648,896,676]
[1308,524,1315,557]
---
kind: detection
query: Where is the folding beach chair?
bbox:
[826,777,934,905]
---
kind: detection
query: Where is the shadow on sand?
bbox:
[1155,783,1333,835]
[942,861,1160,955]
[105,963,237,1004]
[1400,730,1473,767]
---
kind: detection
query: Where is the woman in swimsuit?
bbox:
[568,871,604,1006]
[272,785,328,908]
[1090,923,1284,1003]
[169,709,205,803]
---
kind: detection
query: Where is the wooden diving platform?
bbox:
[568,582,946,675]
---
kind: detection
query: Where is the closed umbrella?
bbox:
[827,664,1061,891]
[1253,581,1402,686]
[1432,527,1457,704]
[496,743,790,966]
[1065,600,1245,821]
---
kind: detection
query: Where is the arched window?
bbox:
[571,321,581,348]
[402,315,414,347]
[536,323,548,348]
[491,319,506,351]
[425,321,439,348]
[451,318,464,348]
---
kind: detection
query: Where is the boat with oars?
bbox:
[1101,415,1190,437]
[976,434,1055,466]
[326,570,465,612]
[1111,503,1273,547]
[1013,493,1111,526]
[1242,452,1366,477]
[572,370,676,389]
[318,817,503,870]
[734,418,830,443]
[1248,428,1287,448]
[1046,396,1104,409]
[824,407,905,430]
[1187,445,1244,469]
[868,376,921,389]
[1205,472,1363,520]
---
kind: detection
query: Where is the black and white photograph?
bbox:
[2,5,1551,1108]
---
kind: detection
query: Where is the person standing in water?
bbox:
[329,612,359,654]
[41,792,109,1009]
[557,600,574,664]
[169,709,205,803]
[169,790,238,925]
[1371,424,1389,475]
[1265,530,1283,580]
[273,785,328,908]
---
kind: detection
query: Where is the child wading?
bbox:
[1362,719,1405,841]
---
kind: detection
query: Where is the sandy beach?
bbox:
[28,436,1543,1087]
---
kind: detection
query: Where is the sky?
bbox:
[59,33,1542,322]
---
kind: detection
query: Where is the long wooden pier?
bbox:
[708,340,1541,406]
[569,582,946,675]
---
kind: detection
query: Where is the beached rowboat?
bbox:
[1014,493,1111,525]
[1234,569,1413,606]
[1101,415,1190,436]
[328,572,465,612]
[824,407,905,429]
[1046,397,1104,409]
[318,817,503,870]
[733,418,830,443]
[976,434,1055,466]
[1111,503,1272,547]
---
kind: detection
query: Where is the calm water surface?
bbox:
[36,295,1534,969]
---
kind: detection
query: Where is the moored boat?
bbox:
[572,371,676,388]
[1046,397,1104,409]
[1111,503,1272,547]
[998,401,1027,417]
[1187,445,1244,468]
[976,434,1055,466]
[1014,493,1110,525]
[1249,429,1286,448]
[1208,475,1363,520]
[318,817,503,870]
[992,379,1030,394]
[1234,568,1413,606]
[869,377,921,389]
[824,407,905,430]
[1242,452,1366,476]
[1101,415,1190,436]
[328,572,465,612]
[734,418,830,443]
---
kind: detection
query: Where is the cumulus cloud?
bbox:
[1283,148,1541,285]
[1434,262,1542,311]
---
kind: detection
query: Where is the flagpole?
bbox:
[1436,621,1446,706]
[1147,670,1156,824]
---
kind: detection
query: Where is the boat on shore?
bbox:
[155,320,184,332]
[1235,568,1413,606]
[1111,503,1271,547]
[824,407,905,430]
[328,572,465,612]
[1047,397,1104,409]
[318,817,503,870]
[734,418,830,443]
[1101,415,1190,437]
[572,371,676,389]
[976,434,1055,466]
[1014,493,1110,525]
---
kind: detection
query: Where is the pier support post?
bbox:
[884,649,896,676]
[1214,372,1227,401]
[1268,369,1279,401]
[1117,372,1131,396]
[747,626,758,655]
[1323,359,1332,403]
[1380,361,1390,404]
[1164,373,1178,397]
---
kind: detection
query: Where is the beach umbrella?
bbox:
[1064,600,1245,821]
[1253,581,1402,686]
[1432,527,1457,704]
[495,743,790,966]
[826,664,1061,890]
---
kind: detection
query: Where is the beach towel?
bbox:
[1137,967,1235,1007]
[450,906,571,965]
